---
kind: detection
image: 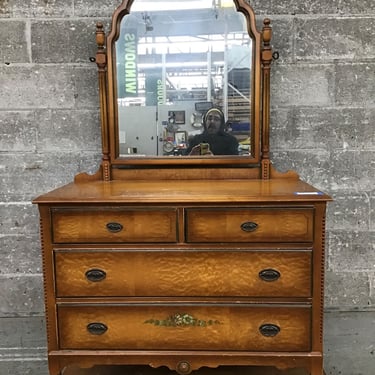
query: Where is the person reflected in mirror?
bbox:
[185,107,239,156]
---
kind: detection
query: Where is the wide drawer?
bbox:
[58,304,311,351]
[55,250,312,298]
[51,208,177,243]
[186,208,314,243]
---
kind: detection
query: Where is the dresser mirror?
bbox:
[102,0,264,167]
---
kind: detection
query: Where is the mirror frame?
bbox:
[99,0,265,168]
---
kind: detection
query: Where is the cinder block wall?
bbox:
[0,1,373,374]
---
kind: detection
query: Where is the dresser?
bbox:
[34,178,330,375]
[34,0,331,374]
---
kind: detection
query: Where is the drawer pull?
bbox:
[259,324,280,337]
[240,221,258,232]
[85,269,106,282]
[259,269,280,282]
[106,222,123,233]
[87,322,108,335]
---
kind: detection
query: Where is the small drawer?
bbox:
[55,250,312,298]
[58,304,311,352]
[51,208,177,243]
[186,207,314,243]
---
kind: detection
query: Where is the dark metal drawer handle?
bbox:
[85,268,106,282]
[87,322,108,335]
[259,324,280,337]
[106,222,123,233]
[259,269,280,282]
[240,221,258,232]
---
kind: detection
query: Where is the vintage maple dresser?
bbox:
[33,1,331,374]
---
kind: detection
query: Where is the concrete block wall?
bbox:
[0,0,373,374]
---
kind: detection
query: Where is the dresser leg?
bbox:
[310,357,324,375]
[48,360,63,375]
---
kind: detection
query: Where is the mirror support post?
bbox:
[261,18,272,179]
[96,22,111,181]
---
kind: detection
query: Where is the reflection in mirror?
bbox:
[115,0,253,157]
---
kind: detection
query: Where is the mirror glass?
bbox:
[115,0,253,158]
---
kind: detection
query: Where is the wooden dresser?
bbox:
[33,1,331,374]
[34,178,330,375]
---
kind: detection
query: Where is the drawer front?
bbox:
[55,250,311,298]
[51,208,177,243]
[186,208,314,243]
[58,305,311,351]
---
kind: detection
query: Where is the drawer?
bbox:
[55,250,312,298]
[58,304,311,352]
[51,208,177,243]
[186,207,314,243]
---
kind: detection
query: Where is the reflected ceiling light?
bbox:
[138,60,224,69]
[219,0,234,7]
[132,0,213,12]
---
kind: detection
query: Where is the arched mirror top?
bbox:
[102,0,267,167]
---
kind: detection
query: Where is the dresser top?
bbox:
[33,178,332,204]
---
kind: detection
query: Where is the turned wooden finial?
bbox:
[262,18,272,46]
[95,22,107,69]
[96,22,105,49]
